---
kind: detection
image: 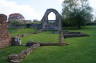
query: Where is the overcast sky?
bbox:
[0,0,96,20]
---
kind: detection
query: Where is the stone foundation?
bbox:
[64,32,89,38]
[8,43,40,63]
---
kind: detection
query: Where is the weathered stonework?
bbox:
[41,9,65,43]
[8,43,40,63]
[0,14,11,48]
[41,8,61,31]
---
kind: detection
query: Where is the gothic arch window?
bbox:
[41,8,61,30]
[48,12,56,20]
[48,12,56,24]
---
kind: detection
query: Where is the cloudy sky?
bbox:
[0,0,96,20]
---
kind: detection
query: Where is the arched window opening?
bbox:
[48,12,56,23]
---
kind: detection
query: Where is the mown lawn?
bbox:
[0,46,27,63]
[0,26,96,63]
[8,28,37,36]
[21,31,59,43]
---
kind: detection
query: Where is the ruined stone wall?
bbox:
[0,14,11,48]
[41,8,61,31]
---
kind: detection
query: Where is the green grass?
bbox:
[0,26,96,63]
[22,26,96,63]
[21,31,59,43]
[9,28,59,43]
[0,46,28,63]
[9,28,37,36]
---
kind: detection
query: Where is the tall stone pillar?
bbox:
[0,14,11,48]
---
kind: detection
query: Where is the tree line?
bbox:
[61,0,93,29]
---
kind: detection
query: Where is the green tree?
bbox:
[62,0,93,29]
[10,20,21,26]
[32,19,41,24]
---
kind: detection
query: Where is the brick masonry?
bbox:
[0,14,11,48]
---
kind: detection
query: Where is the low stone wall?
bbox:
[8,43,40,63]
[26,42,68,46]
[8,24,42,29]
[64,32,89,38]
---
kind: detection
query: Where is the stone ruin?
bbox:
[0,14,11,48]
[8,43,40,63]
[39,8,67,44]
[8,9,68,63]
[64,32,89,38]
[41,8,61,31]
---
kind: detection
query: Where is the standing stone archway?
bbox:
[0,14,11,48]
[41,8,61,31]
[40,8,66,45]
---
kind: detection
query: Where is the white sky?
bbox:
[0,0,96,20]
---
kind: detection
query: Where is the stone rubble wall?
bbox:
[0,14,11,48]
[8,43,40,63]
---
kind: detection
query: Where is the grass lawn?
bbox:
[0,46,28,63]
[8,28,37,36]
[0,26,96,63]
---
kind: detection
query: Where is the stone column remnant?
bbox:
[0,14,11,48]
